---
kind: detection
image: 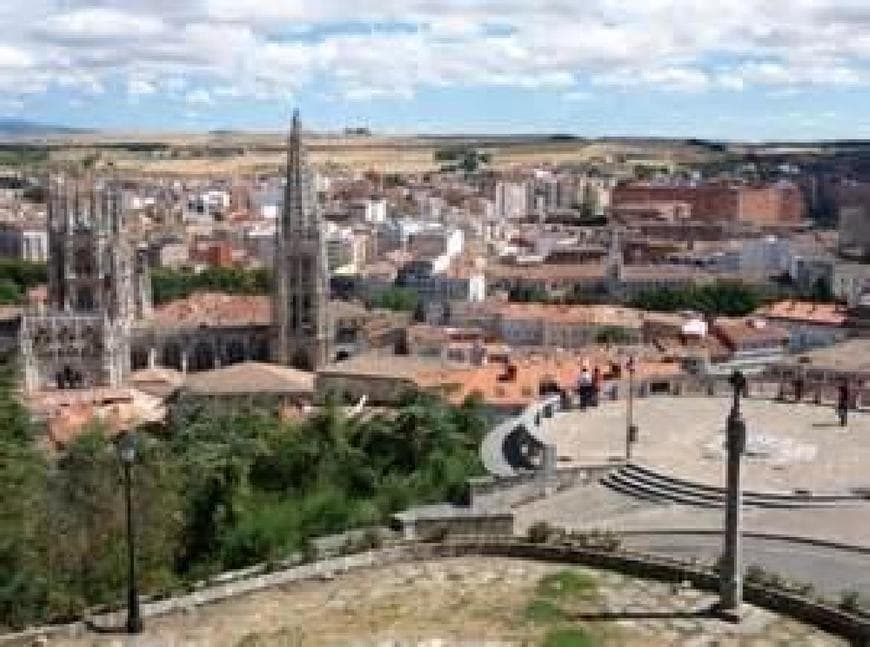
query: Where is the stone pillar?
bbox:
[180,350,189,374]
[539,443,558,497]
[148,347,157,369]
[720,370,746,619]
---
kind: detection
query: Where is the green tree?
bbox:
[630,281,763,317]
[151,267,272,305]
[369,286,419,312]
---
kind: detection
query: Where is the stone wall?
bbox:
[4,538,866,645]
[469,464,619,510]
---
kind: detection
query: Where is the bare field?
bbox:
[29,133,722,176]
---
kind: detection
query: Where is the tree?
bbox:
[370,286,419,312]
[0,259,47,305]
[0,362,489,629]
[810,276,834,303]
[629,281,763,317]
[151,267,272,305]
[595,326,633,344]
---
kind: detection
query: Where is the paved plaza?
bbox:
[515,396,870,594]
[541,396,870,494]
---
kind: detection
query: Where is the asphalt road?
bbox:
[619,533,870,597]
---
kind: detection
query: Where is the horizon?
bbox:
[3,2,870,140]
[6,117,870,146]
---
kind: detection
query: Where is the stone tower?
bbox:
[273,110,331,370]
[605,226,624,296]
[20,174,149,393]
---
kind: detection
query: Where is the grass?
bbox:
[542,627,600,647]
[524,570,604,645]
[536,570,598,601]
[524,598,566,623]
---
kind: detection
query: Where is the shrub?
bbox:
[527,521,556,544]
[542,628,598,647]
[838,590,868,614]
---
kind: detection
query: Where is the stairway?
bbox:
[599,463,863,509]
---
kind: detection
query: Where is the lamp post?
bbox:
[117,431,142,634]
[720,370,747,619]
[626,355,637,460]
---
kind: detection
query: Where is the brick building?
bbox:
[611,182,805,225]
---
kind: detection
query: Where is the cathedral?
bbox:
[20,110,335,394]
[20,174,151,393]
[272,109,331,371]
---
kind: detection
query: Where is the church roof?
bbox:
[151,292,272,328]
[183,361,314,396]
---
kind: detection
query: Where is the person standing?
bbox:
[578,360,593,409]
[592,365,602,407]
[837,379,849,427]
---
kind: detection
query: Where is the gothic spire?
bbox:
[284,108,306,232]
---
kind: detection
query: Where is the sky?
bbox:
[3,1,870,139]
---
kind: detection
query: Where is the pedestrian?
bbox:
[578,360,592,409]
[837,380,849,427]
[592,365,602,407]
[794,376,804,402]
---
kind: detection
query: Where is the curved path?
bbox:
[618,532,870,597]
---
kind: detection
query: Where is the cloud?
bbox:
[5,0,870,111]
[185,88,213,106]
[127,77,157,96]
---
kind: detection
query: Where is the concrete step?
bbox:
[625,463,855,503]
[601,471,721,509]
[618,465,833,508]
[600,466,841,510]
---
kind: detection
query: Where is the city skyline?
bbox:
[3,1,870,140]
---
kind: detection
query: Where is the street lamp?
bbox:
[116,431,142,634]
[720,370,747,619]
[625,355,638,460]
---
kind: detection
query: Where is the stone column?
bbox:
[148,347,156,369]
[720,370,746,619]
[180,350,189,374]
[539,443,558,497]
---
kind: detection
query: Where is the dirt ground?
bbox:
[47,557,845,647]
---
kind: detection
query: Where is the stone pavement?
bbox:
[541,397,870,493]
[48,558,846,646]
[513,483,870,548]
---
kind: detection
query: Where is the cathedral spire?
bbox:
[284,108,306,232]
[273,108,331,371]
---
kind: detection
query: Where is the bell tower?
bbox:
[272,110,331,370]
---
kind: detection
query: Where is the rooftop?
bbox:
[758,300,848,327]
[151,292,271,328]
[712,317,789,346]
[786,339,870,374]
[184,361,314,396]
[492,302,645,328]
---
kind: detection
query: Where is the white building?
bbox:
[495,181,529,220]
[363,198,387,223]
[184,189,230,223]
[833,262,870,307]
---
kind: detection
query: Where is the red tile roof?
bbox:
[151,292,272,328]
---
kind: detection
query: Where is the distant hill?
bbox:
[0,118,93,138]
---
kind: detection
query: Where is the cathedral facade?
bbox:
[20,175,151,393]
[20,112,342,394]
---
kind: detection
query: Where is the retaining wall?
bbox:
[3,538,867,646]
[469,463,619,510]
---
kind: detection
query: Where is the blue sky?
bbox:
[4,1,870,140]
